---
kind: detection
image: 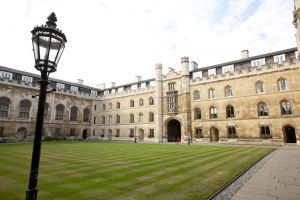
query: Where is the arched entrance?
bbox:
[210,127,219,142]
[82,129,88,139]
[167,119,181,142]
[284,125,296,143]
[138,129,144,140]
[16,127,27,141]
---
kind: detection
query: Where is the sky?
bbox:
[0,0,296,88]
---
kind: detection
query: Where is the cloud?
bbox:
[0,0,296,87]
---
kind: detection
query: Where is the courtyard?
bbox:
[0,141,273,200]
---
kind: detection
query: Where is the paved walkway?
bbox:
[231,145,300,200]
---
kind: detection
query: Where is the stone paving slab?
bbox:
[231,145,300,200]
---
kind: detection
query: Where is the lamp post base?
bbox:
[26,189,38,200]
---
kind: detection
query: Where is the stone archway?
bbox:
[82,129,88,140]
[16,127,27,141]
[138,129,144,140]
[283,125,296,143]
[167,119,181,142]
[210,127,219,142]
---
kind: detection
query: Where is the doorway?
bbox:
[167,119,181,142]
[82,129,88,139]
[284,125,296,143]
[210,127,219,142]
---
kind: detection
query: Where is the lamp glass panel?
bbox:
[55,44,65,64]
[39,35,51,60]
[48,37,61,63]
[32,36,39,60]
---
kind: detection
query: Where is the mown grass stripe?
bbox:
[0,142,273,200]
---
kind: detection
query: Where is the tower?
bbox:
[180,57,192,141]
[293,0,300,58]
[155,63,163,143]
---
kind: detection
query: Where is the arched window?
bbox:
[139,98,144,106]
[193,90,200,100]
[209,106,217,119]
[224,86,233,97]
[130,114,134,123]
[55,104,64,121]
[278,78,288,91]
[0,97,10,118]
[260,126,271,139]
[108,115,112,124]
[208,88,216,99]
[109,103,113,110]
[258,102,268,116]
[149,112,154,122]
[195,128,203,138]
[83,108,90,122]
[94,104,97,111]
[116,114,120,124]
[130,100,135,107]
[139,113,144,122]
[44,103,49,120]
[70,106,78,121]
[228,127,237,138]
[280,100,292,115]
[19,100,31,119]
[149,97,154,105]
[116,101,120,109]
[226,105,235,118]
[256,81,264,93]
[101,116,105,124]
[102,104,106,110]
[194,108,201,120]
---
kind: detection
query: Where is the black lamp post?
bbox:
[134,126,137,143]
[26,12,67,200]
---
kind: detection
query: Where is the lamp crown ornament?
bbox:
[46,12,57,28]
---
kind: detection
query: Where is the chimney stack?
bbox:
[110,82,116,88]
[191,61,198,70]
[76,79,83,85]
[135,76,142,82]
[241,50,249,59]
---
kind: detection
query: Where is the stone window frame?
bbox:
[0,97,11,118]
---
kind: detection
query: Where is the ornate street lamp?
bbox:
[26,12,67,200]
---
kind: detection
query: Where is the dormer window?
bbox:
[274,54,286,64]
[104,90,109,95]
[208,68,216,76]
[56,83,65,90]
[91,90,97,96]
[21,75,33,83]
[193,71,202,79]
[132,84,138,90]
[70,86,78,92]
[0,71,13,80]
[251,58,265,67]
[222,65,234,74]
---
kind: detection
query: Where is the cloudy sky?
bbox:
[0,0,296,87]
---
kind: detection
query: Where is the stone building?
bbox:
[1,47,299,144]
[1,2,300,144]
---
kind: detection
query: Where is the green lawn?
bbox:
[0,142,273,200]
